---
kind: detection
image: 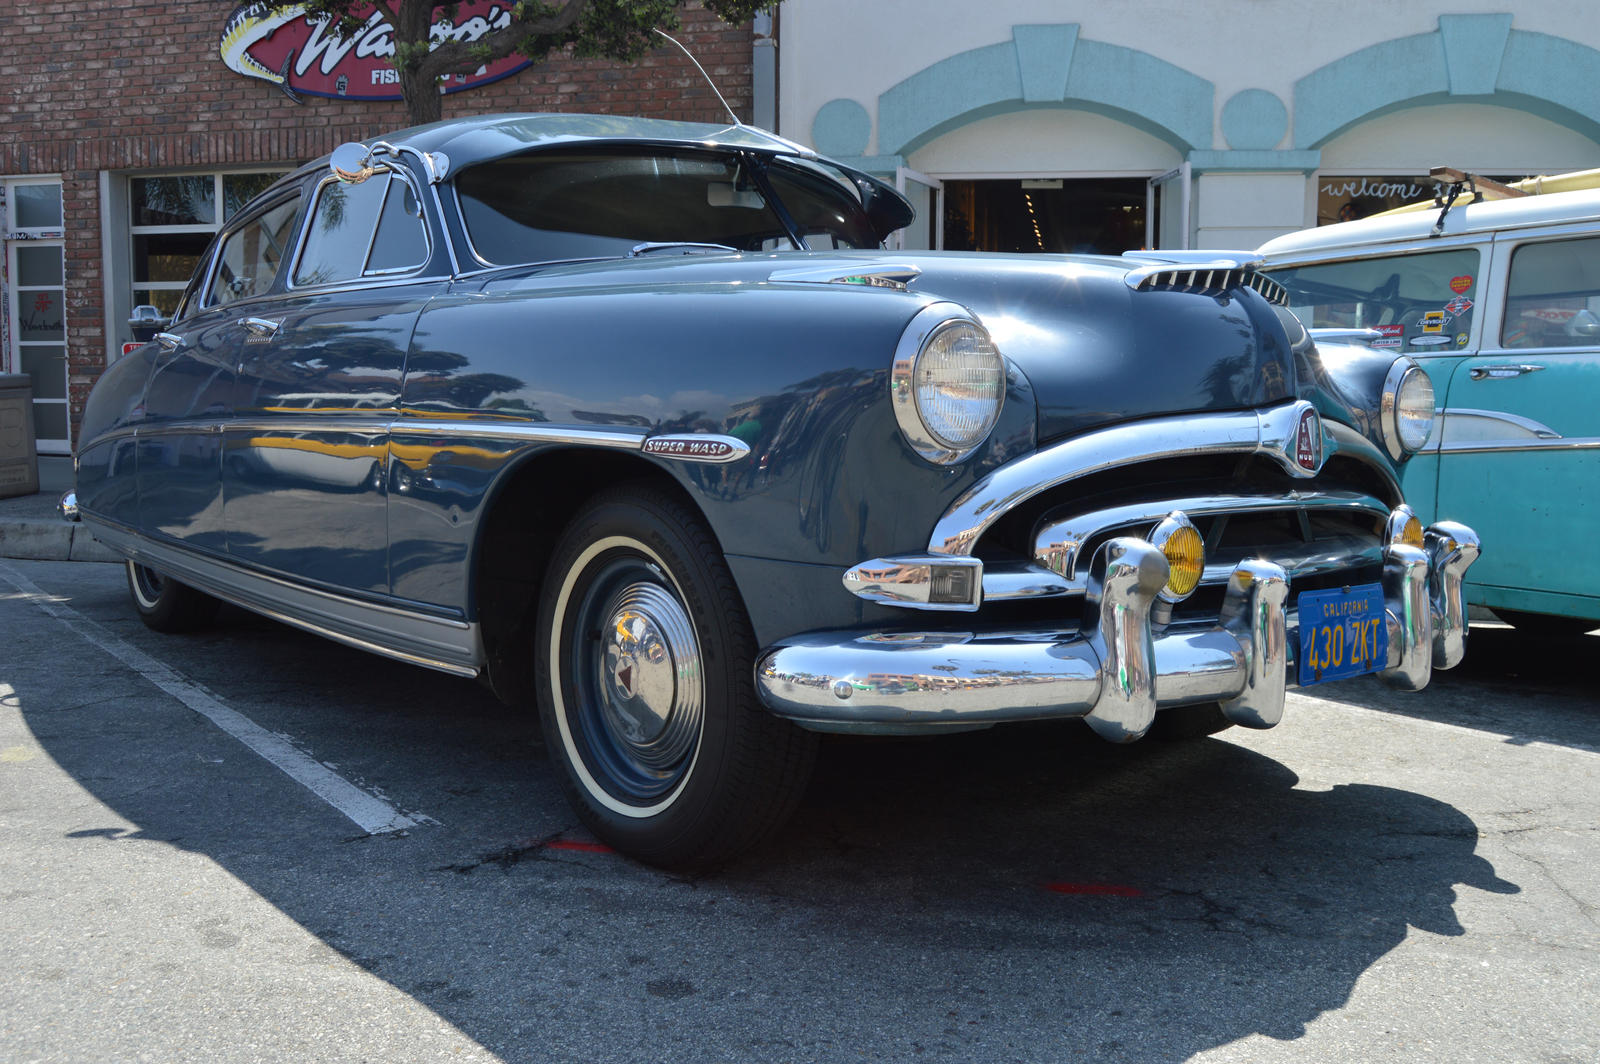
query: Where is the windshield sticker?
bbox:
[1421,310,1451,333]
[1373,324,1404,349]
[1521,307,1578,324]
[1410,335,1452,347]
[1455,332,1470,347]
[1444,296,1474,315]
[1449,275,1474,294]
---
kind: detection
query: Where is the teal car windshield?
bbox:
[456,146,879,265]
[1267,247,1481,354]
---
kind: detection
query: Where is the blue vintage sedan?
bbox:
[64,114,1478,868]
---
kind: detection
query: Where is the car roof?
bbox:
[1257,187,1600,258]
[385,112,818,167]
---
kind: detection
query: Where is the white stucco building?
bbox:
[772,1,1600,252]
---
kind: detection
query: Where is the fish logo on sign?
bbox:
[218,2,532,102]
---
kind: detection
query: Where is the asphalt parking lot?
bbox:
[1,557,1596,1064]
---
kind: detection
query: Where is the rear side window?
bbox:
[205,196,301,307]
[294,173,428,286]
[1267,247,1481,354]
[1501,236,1600,348]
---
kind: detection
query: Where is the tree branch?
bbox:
[414,0,590,80]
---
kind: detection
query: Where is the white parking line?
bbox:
[0,561,422,834]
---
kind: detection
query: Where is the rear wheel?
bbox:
[535,486,816,870]
[1494,609,1598,638]
[125,561,220,633]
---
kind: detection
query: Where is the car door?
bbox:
[1435,229,1600,613]
[134,193,302,554]
[224,168,442,594]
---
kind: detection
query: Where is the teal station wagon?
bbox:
[1259,183,1600,635]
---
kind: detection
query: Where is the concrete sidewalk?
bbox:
[0,491,120,563]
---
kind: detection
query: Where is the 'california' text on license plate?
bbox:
[1297,583,1387,686]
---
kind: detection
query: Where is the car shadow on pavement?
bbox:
[14,588,1522,1064]
[1293,622,1600,753]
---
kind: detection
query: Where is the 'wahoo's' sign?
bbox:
[219,2,532,101]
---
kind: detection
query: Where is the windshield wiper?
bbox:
[628,242,739,258]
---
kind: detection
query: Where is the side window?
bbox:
[1267,247,1480,354]
[294,173,428,287]
[1501,236,1600,349]
[205,197,301,307]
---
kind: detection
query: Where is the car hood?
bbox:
[475,250,1302,443]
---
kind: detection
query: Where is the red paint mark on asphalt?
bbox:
[547,839,614,854]
[1045,882,1143,897]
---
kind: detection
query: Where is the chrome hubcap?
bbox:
[566,555,705,805]
[596,582,702,771]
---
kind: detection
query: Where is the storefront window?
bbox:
[130,170,286,318]
[943,178,1147,254]
[1315,174,1526,225]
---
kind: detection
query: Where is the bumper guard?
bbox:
[755,513,1479,740]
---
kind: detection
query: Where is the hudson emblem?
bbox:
[1293,406,1323,473]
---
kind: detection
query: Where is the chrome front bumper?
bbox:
[755,517,1479,740]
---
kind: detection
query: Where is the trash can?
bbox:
[0,374,40,499]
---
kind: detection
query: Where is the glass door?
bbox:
[894,167,943,251]
[1147,164,1191,250]
[4,180,68,453]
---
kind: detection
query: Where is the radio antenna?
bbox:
[653,28,742,128]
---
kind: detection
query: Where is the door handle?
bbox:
[237,316,282,341]
[154,332,184,351]
[1469,364,1544,381]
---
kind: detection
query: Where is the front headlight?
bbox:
[1381,359,1435,460]
[891,304,1006,464]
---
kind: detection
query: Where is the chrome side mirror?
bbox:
[330,141,379,184]
[1569,308,1600,337]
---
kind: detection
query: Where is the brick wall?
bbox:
[0,1,754,444]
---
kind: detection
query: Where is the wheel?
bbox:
[535,486,817,870]
[125,561,220,633]
[1147,702,1234,741]
[1493,609,1599,638]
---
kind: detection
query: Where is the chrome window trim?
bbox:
[927,403,1397,556]
[197,189,305,312]
[288,172,437,291]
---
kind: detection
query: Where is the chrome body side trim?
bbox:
[1425,406,1600,453]
[927,402,1381,556]
[81,419,651,459]
[82,519,483,678]
[756,511,1476,736]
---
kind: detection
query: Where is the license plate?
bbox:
[1297,583,1388,686]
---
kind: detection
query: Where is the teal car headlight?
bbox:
[892,304,1006,464]
[1382,358,1435,459]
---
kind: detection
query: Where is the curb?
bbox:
[0,518,122,563]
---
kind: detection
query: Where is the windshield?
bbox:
[1265,247,1482,354]
[455,146,881,266]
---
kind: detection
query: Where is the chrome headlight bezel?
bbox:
[1381,358,1436,460]
[890,303,1006,465]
